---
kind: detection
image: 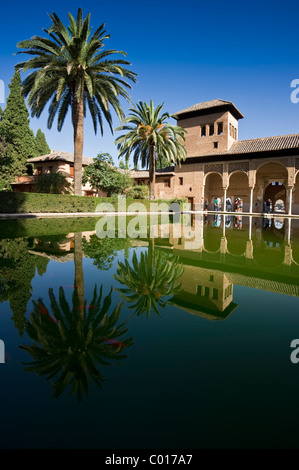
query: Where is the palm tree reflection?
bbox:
[21,234,133,402]
[114,244,183,317]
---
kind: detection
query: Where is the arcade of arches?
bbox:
[201,158,299,215]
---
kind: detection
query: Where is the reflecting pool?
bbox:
[1,214,299,449]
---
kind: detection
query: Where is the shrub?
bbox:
[34,173,72,194]
[0,192,186,214]
[126,184,149,199]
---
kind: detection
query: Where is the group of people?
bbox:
[203,197,244,212]
[202,195,275,215]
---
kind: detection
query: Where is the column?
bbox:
[223,187,227,212]
[220,236,227,254]
[288,186,293,216]
[249,216,252,240]
[249,186,254,214]
[287,217,292,244]
[202,184,205,210]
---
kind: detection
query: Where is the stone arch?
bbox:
[203,222,222,253]
[204,172,223,211]
[255,160,288,173]
[226,227,248,256]
[264,183,287,213]
[227,171,250,212]
[254,161,288,213]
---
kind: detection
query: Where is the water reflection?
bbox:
[1,215,299,376]
[20,230,133,402]
[114,240,184,317]
[0,238,49,336]
[21,284,133,402]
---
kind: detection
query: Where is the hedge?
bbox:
[0,217,98,239]
[0,192,187,214]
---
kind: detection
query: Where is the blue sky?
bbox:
[0,0,299,165]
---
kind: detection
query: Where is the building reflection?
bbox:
[26,216,299,323]
[155,214,299,320]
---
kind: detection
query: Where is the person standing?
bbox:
[217,197,221,211]
[214,197,218,211]
[266,198,271,213]
[226,198,232,212]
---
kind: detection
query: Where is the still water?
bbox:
[1,214,299,449]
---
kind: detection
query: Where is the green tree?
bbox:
[0,69,36,182]
[35,129,50,156]
[0,107,12,190]
[16,7,137,196]
[119,159,129,170]
[34,172,71,194]
[157,154,170,170]
[115,100,187,200]
[83,233,131,271]
[0,238,49,336]
[82,152,132,196]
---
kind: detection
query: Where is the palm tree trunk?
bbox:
[149,144,156,200]
[73,95,84,196]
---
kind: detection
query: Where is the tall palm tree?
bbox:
[115,100,187,200]
[16,8,137,195]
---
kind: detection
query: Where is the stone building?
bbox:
[12,150,106,196]
[135,99,299,215]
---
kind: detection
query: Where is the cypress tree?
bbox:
[0,106,12,189]
[35,128,50,156]
[1,69,36,182]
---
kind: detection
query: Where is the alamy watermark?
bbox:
[290,79,299,103]
[0,79,4,104]
[94,197,204,250]
[0,340,4,363]
[290,339,299,363]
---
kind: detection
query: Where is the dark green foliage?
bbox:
[35,129,50,156]
[0,191,186,214]
[0,217,98,239]
[83,233,131,270]
[20,285,134,401]
[115,246,184,317]
[34,173,72,194]
[0,238,49,336]
[157,154,170,170]
[118,159,129,170]
[0,69,36,182]
[82,153,132,196]
[0,192,113,213]
[126,184,149,199]
[115,100,187,168]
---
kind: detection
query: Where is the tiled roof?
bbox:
[176,99,244,119]
[27,151,94,166]
[229,134,299,154]
[186,134,299,159]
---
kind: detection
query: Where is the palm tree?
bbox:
[115,100,187,200]
[114,245,184,317]
[20,285,134,401]
[16,8,137,195]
